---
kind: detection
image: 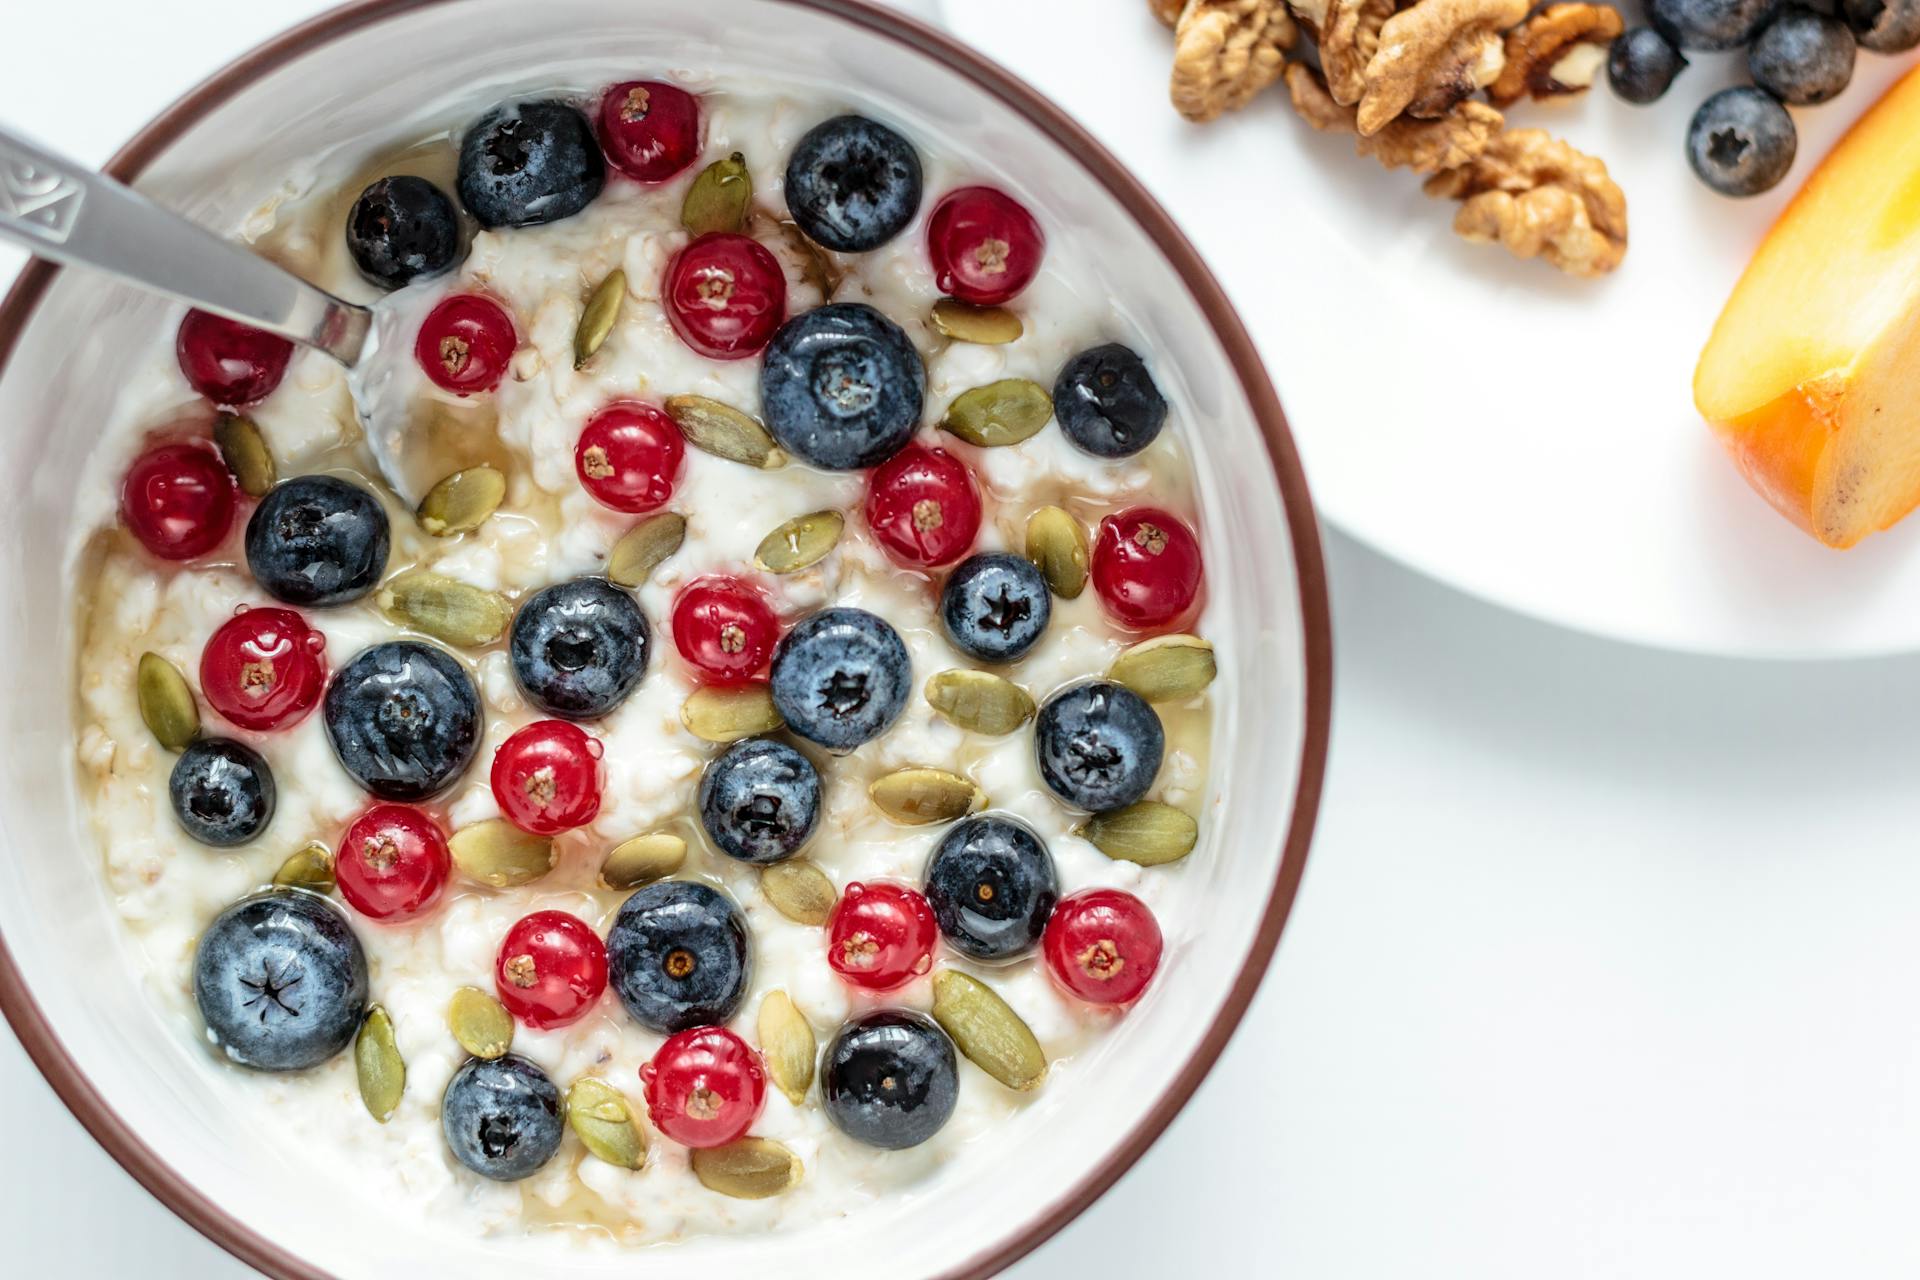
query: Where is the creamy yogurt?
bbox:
[72,80,1214,1248]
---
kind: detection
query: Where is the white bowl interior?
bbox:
[0,1,1312,1275]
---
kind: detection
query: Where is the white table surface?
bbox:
[10,4,1920,1277]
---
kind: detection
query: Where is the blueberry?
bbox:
[245,476,390,607]
[1608,28,1690,103]
[323,641,481,801]
[760,304,925,471]
[345,176,461,290]
[1751,9,1856,103]
[1688,86,1798,198]
[784,114,923,253]
[1844,0,1920,50]
[940,553,1051,664]
[457,99,604,230]
[441,1054,564,1181]
[1052,344,1168,459]
[606,880,751,1034]
[192,889,368,1071]
[697,738,821,865]
[170,738,275,847]
[925,814,1058,962]
[1651,0,1784,49]
[509,578,650,720]
[769,607,911,752]
[1034,680,1165,813]
[822,1010,959,1150]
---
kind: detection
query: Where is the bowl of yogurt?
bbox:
[0,1,1331,1276]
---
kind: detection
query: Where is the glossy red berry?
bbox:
[671,576,778,682]
[827,881,938,992]
[414,294,515,395]
[176,310,293,407]
[642,1026,766,1149]
[1043,888,1163,1006]
[495,910,609,1029]
[199,607,327,732]
[598,80,701,183]
[864,444,981,568]
[663,233,787,360]
[335,804,450,922]
[1090,507,1203,631]
[120,443,236,561]
[926,186,1045,306]
[575,402,684,513]
[489,719,603,835]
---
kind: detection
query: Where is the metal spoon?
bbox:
[0,124,418,496]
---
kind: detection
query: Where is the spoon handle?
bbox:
[0,124,370,365]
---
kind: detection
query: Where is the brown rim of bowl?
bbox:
[0,1,1332,1276]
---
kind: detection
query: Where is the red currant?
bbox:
[597,80,701,183]
[926,186,1045,306]
[199,606,327,732]
[1043,888,1163,1006]
[1090,507,1203,631]
[663,233,787,360]
[414,294,515,395]
[176,310,293,407]
[670,576,778,682]
[489,720,603,835]
[827,881,938,992]
[120,442,236,561]
[642,1026,766,1149]
[864,444,981,568]
[575,402,685,513]
[495,910,609,1029]
[335,804,450,922]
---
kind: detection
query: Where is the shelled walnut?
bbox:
[1285,63,1504,175]
[1170,0,1298,122]
[1487,4,1624,107]
[1425,128,1629,276]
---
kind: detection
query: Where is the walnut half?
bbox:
[1171,0,1299,122]
[1487,4,1626,107]
[1357,0,1531,134]
[1424,128,1629,276]
[1284,62,1504,175]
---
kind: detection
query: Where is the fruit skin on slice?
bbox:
[1694,63,1920,548]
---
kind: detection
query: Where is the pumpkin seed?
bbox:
[941,379,1053,447]
[416,465,506,536]
[758,990,816,1105]
[376,571,511,648]
[271,841,335,894]
[607,511,686,587]
[754,510,843,575]
[601,832,687,890]
[136,652,199,752]
[931,970,1047,1091]
[665,395,784,469]
[355,1006,405,1122]
[446,986,514,1060]
[868,767,986,825]
[449,819,555,887]
[681,152,754,236]
[930,298,1024,345]
[691,1138,802,1199]
[566,1076,647,1169]
[1075,801,1198,866]
[681,684,784,743]
[1108,634,1217,702]
[213,413,275,497]
[1025,506,1088,599]
[774,218,840,298]
[924,669,1035,735]
[760,860,836,926]
[574,269,626,368]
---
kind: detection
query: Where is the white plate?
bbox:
[943,0,1920,657]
